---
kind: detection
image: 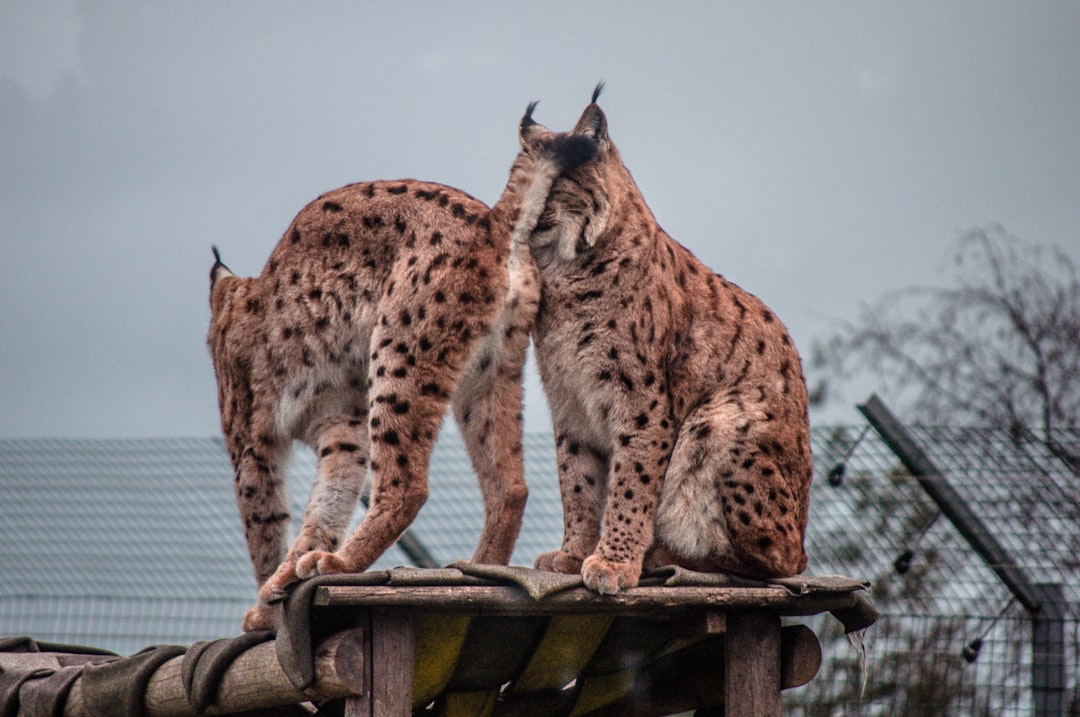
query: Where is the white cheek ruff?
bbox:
[511,157,560,248]
[557,223,581,262]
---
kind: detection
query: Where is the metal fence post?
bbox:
[858,394,1068,716]
[857,395,1041,610]
[1031,582,1066,717]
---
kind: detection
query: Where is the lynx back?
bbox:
[208,143,554,629]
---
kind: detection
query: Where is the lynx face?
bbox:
[517,91,813,594]
[208,137,556,630]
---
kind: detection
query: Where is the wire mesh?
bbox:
[786,423,1080,715]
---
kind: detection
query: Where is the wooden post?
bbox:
[724,610,781,717]
[346,609,415,717]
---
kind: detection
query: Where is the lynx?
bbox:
[207,133,563,630]
[515,89,813,594]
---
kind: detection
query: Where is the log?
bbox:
[54,629,364,717]
[0,653,62,671]
[780,624,822,690]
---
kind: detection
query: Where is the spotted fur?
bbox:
[208,138,555,630]
[517,93,813,594]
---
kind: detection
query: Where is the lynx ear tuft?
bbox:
[520,101,552,144]
[591,81,605,105]
[522,101,539,129]
[210,245,234,286]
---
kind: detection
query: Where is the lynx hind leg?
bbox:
[230,430,291,631]
[452,342,530,565]
[657,400,808,579]
[259,414,369,605]
[297,313,481,579]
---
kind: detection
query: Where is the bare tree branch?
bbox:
[811,226,1080,466]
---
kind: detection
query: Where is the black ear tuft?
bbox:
[210,245,232,286]
[591,81,605,104]
[554,134,600,170]
[522,100,539,128]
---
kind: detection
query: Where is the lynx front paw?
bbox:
[581,555,641,596]
[535,550,586,575]
[295,550,349,579]
[258,561,300,605]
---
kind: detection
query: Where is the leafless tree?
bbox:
[811,226,1080,468]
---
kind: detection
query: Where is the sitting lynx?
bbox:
[207,136,563,630]
[517,89,813,594]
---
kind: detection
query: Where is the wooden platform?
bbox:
[312,578,871,716]
[0,567,875,717]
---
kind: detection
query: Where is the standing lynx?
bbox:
[516,89,812,594]
[208,135,560,630]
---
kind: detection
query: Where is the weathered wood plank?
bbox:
[372,610,414,716]
[316,585,857,616]
[345,612,374,717]
[345,610,414,717]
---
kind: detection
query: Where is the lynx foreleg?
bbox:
[534,426,609,576]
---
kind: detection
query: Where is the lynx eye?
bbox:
[534,218,556,234]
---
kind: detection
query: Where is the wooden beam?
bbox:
[6,583,857,716]
[571,621,821,716]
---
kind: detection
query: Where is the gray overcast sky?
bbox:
[2,1,1078,439]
